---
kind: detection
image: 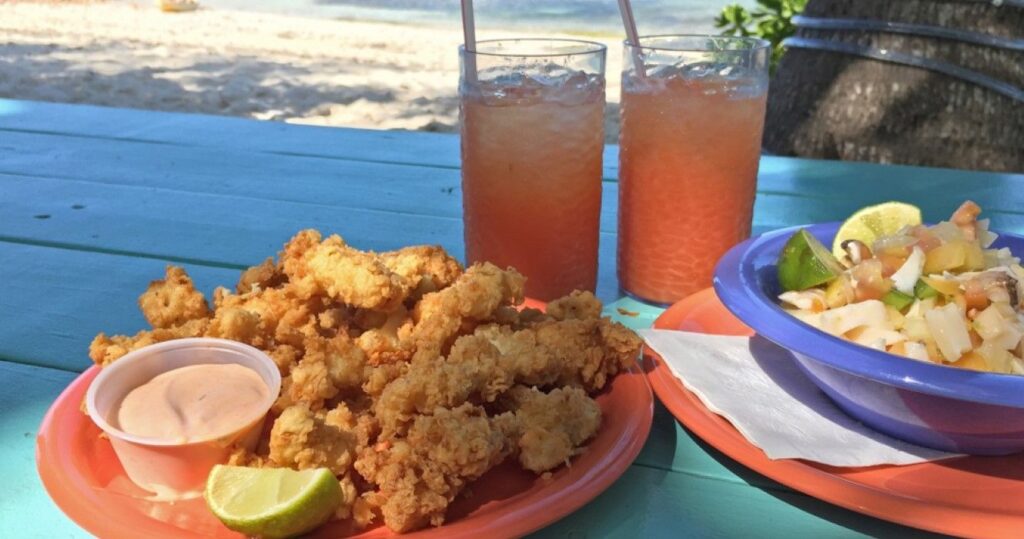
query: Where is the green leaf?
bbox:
[718,0,806,73]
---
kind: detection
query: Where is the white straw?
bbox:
[461,0,478,83]
[616,0,646,77]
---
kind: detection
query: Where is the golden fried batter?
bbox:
[280,230,412,311]
[546,290,604,321]
[88,318,209,366]
[205,306,262,346]
[374,316,641,433]
[379,245,463,299]
[354,404,512,532]
[235,257,285,294]
[355,307,415,365]
[268,403,359,475]
[286,335,367,409]
[500,386,602,473]
[137,266,210,329]
[410,262,525,360]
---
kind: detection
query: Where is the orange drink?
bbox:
[460,39,606,300]
[618,36,770,305]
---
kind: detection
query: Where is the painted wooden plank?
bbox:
[0,99,619,177]
[2,99,1023,200]
[3,174,1022,290]
[0,237,615,371]
[0,172,468,262]
[0,166,615,238]
[3,360,924,539]
[0,130,467,219]
[3,128,1022,217]
[0,98,467,170]
[756,158,1024,224]
[0,360,86,539]
[0,242,239,372]
[0,179,622,304]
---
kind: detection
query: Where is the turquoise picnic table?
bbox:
[3,97,1023,538]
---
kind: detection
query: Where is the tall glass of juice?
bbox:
[460,39,606,301]
[618,35,769,305]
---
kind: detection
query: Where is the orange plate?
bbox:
[645,287,1024,538]
[38,364,652,538]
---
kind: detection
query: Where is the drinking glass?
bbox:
[617,35,770,305]
[460,39,607,301]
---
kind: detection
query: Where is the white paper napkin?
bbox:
[639,329,959,466]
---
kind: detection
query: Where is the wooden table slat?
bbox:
[3,99,1023,214]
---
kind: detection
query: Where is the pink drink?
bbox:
[617,36,769,305]
[460,40,607,300]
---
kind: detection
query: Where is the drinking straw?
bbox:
[461,0,478,83]
[616,0,646,77]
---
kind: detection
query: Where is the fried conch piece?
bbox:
[286,334,367,409]
[374,336,507,434]
[88,318,209,366]
[137,266,211,329]
[205,306,262,346]
[546,290,604,321]
[491,289,602,330]
[499,385,601,473]
[378,245,463,299]
[497,317,643,392]
[355,307,415,365]
[268,403,360,476]
[214,285,339,351]
[374,315,641,433]
[280,230,412,311]
[235,257,285,293]
[409,262,525,360]
[354,404,513,532]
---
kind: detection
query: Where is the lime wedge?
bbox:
[832,202,922,260]
[205,465,341,539]
[778,229,845,292]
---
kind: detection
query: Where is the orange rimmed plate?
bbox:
[645,287,1024,538]
[38,357,653,537]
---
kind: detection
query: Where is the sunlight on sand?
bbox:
[0,2,624,140]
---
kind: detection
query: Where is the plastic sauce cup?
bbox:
[85,338,281,500]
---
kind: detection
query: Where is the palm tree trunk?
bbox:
[764,0,1024,172]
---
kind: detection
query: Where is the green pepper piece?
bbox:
[913,279,939,300]
[882,289,916,312]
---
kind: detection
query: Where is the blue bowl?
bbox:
[714,222,1024,455]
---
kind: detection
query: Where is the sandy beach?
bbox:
[0,1,625,138]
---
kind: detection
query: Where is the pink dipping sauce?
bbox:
[114,363,270,443]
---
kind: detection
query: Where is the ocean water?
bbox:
[202,0,752,34]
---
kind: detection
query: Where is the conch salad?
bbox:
[778,201,1024,374]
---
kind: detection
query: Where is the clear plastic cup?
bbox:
[460,38,607,301]
[85,338,281,500]
[618,35,770,305]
